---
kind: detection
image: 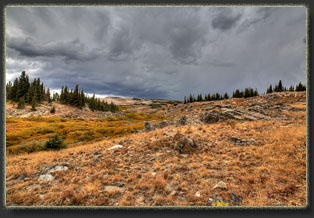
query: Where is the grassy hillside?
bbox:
[5,91,307,207]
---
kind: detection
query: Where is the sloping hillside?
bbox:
[5,91,307,207]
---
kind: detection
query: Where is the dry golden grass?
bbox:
[6,92,307,207]
[6,112,166,154]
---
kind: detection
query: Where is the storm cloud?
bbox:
[5,6,306,100]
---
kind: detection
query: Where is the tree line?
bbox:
[6,71,51,110]
[6,71,118,113]
[184,80,306,104]
[184,92,229,103]
[266,80,306,93]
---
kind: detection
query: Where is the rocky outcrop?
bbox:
[144,121,174,131]
[172,133,197,154]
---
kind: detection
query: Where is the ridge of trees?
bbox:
[6,71,118,113]
[184,80,306,104]
[266,80,306,93]
[184,92,229,103]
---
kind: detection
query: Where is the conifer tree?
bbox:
[6,81,12,100]
[199,93,203,101]
[17,97,25,109]
[31,96,37,111]
[223,93,229,99]
[73,84,80,107]
[278,80,283,92]
[60,86,64,103]
[46,88,51,103]
[189,93,193,103]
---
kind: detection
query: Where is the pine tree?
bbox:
[17,97,25,109]
[199,93,203,102]
[233,89,242,98]
[10,78,19,101]
[189,93,193,103]
[64,86,69,103]
[278,80,283,92]
[60,86,64,103]
[207,93,211,101]
[73,84,80,107]
[6,81,13,100]
[267,84,273,93]
[31,96,37,111]
[295,82,306,91]
[223,93,229,99]
[46,88,51,103]
[289,85,294,91]
[244,88,250,98]
[79,90,85,107]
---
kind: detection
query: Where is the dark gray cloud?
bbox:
[7,36,100,61]
[5,7,306,100]
[212,8,242,31]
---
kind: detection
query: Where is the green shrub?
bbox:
[45,134,66,150]
[50,106,55,113]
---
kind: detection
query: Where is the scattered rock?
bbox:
[229,136,242,143]
[207,194,229,206]
[104,186,125,193]
[27,184,40,190]
[144,121,173,131]
[49,166,68,173]
[230,192,242,206]
[194,191,201,197]
[229,136,255,146]
[38,174,54,182]
[200,112,220,124]
[180,154,189,158]
[108,145,123,150]
[212,181,227,191]
[179,115,187,125]
[16,174,27,181]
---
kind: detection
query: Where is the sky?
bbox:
[5,6,306,100]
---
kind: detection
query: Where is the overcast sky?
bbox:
[5,6,306,100]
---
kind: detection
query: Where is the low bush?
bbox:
[50,106,55,113]
[45,134,66,150]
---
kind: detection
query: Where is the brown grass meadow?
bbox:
[5,92,307,207]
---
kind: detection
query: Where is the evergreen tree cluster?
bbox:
[86,93,119,113]
[184,92,229,104]
[295,82,306,92]
[60,85,85,108]
[266,80,306,93]
[59,85,118,112]
[232,87,259,98]
[6,71,51,108]
[6,71,119,113]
